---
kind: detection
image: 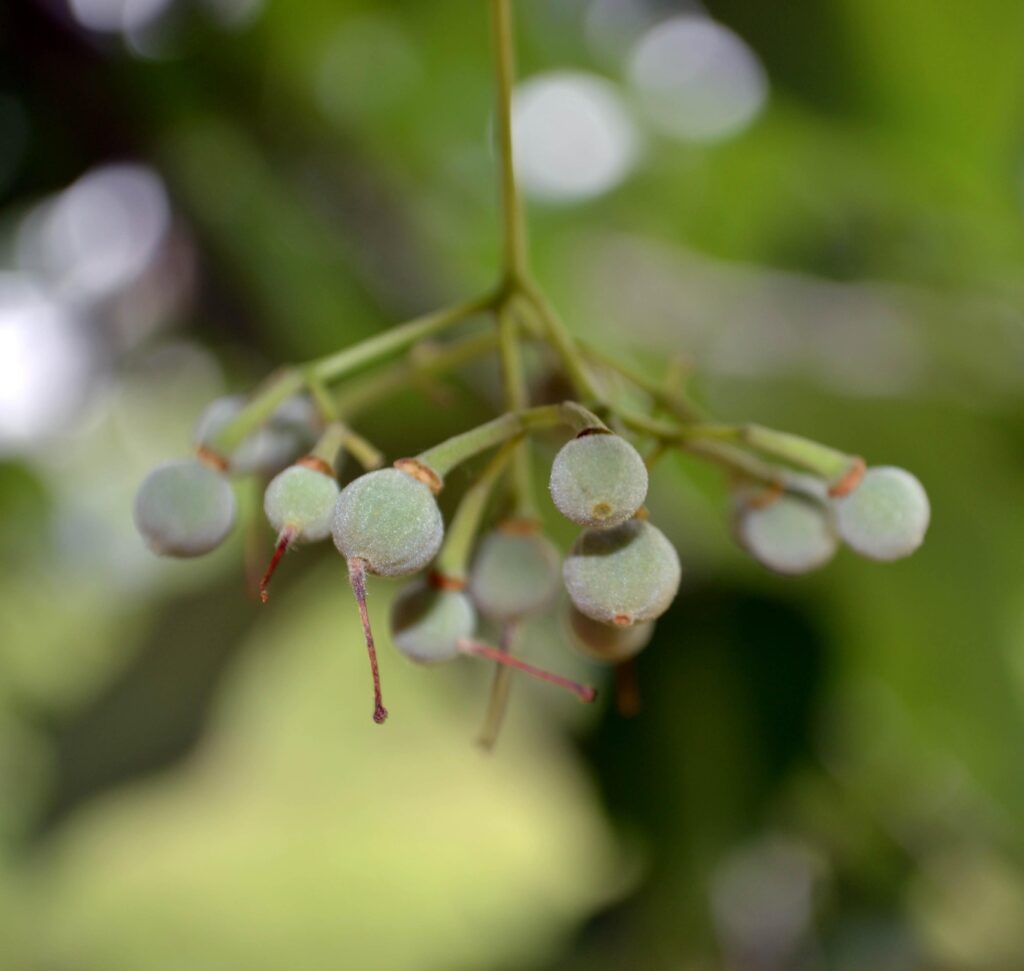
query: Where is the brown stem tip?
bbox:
[393,457,443,495]
[828,456,866,499]
[347,556,389,725]
[258,529,295,604]
[457,639,597,704]
[195,444,230,473]
[615,660,642,718]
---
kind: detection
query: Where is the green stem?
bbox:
[311,292,495,384]
[491,0,528,282]
[209,294,495,458]
[416,402,604,479]
[612,408,856,484]
[478,621,516,752]
[520,283,602,403]
[682,440,826,500]
[333,330,499,418]
[308,422,349,469]
[740,424,857,481]
[305,370,340,421]
[498,303,536,517]
[436,440,518,579]
[210,368,305,455]
[579,340,702,422]
[336,424,385,471]
[681,423,855,481]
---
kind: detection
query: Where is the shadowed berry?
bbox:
[469,522,560,621]
[134,459,236,558]
[563,518,680,626]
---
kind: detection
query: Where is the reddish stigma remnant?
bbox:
[348,556,389,724]
[258,529,295,604]
[457,639,597,703]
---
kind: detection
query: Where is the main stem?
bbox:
[492,0,528,283]
[498,304,535,517]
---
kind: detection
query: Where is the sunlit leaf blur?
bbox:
[2,0,1024,968]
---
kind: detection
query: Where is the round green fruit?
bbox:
[134,459,236,557]
[389,580,476,664]
[549,433,648,529]
[332,468,444,576]
[563,518,680,626]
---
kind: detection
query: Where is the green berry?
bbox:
[332,468,444,576]
[567,606,655,664]
[469,522,560,621]
[735,493,838,576]
[264,465,339,543]
[134,459,236,557]
[194,394,317,475]
[389,580,477,664]
[830,465,930,561]
[549,433,648,528]
[563,518,680,626]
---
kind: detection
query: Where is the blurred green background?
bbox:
[2,1,1024,968]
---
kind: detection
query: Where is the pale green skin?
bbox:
[831,466,930,561]
[134,460,236,558]
[563,519,681,625]
[332,468,444,577]
[737,494,838,576]
[469,529,561,621]
[549,434,649,529]
[567,606,654,664]
[390,581,477,664]
[194,394,317,476]
[264,466,339,542]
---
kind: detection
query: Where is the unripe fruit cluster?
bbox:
[133,386,928,730]
[127,0,931,738]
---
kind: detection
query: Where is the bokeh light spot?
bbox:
[17,163,170,305]
[628,15,768,143]
[512,71,640,203]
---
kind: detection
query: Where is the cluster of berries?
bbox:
[733,464,930,574]
[133,392,687,735]
[133,376,929,739]
[131,0,929,742]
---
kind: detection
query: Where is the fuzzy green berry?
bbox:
[332,467,444,577]
[567,606,655,664]
[389,579,477,664]
[735,493,838,576]
[549,433,649,528]
[563,519,681,626]
[134,459,236,557]
[830,465,930,561]
[264,465,339,543]
[469,522,561,622]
